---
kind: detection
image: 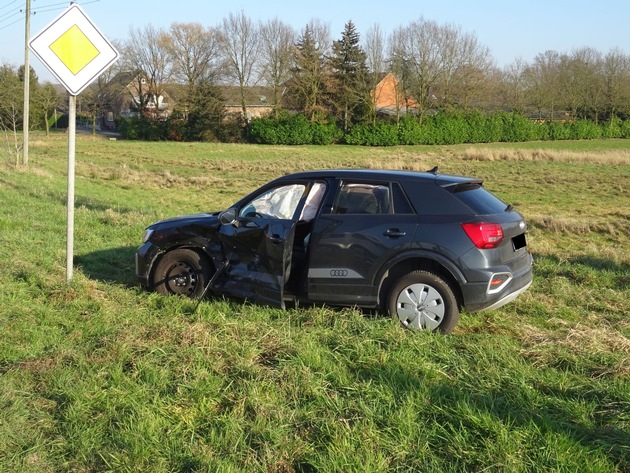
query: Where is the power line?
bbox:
[0,14,21,29]
[33,5,71,13]
[0,0,101,30]
[0,12,22,30]
[30,0,101,14]
[0,1,20,11]
[0,7,21,21]
[34,1,73,10]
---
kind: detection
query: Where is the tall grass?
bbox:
[0,133,628,472]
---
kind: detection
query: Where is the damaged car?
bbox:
[136,169,533,333]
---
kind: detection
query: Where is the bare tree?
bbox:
[445,28,494,109]
[121,24,173,117]
[260,18,296,115]
[390,18,443,122]
[219,11,261,121]
[364,23,386,123]
[0,64,24,164]
[34,83,61,136]
[572,47,604,121]
[364,24,386,76]
[167,22,221,86]
[307,18,332,57]
[526,50,562,120]
[557,48,602,120]
[386,28,413,121]
[602,48,630,119]
[500,58,531,114]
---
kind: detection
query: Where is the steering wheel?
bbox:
[244,211,263,218]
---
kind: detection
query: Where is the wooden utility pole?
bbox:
[22,0,31,166]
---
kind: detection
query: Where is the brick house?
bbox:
[220,85,276,122]
[99,72,175,130]
[371,72,417,116]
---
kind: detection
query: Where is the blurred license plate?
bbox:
[512,233,526,251]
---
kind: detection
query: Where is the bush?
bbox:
[248,113,342,145]
[397,117,424,145]
[466,111,500,143]
[569,120,602,140]
[546,121,572,140]
[311,121,343,145]
[426,113,463,144]
[117,116,166,141]
[345,122,398,146]
[497,112,543,142]
[601,117,623,139]
[116,117,138,140]
[118,109,630,145]
[247,117,279,144]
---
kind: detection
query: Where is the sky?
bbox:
[2,0,630,83]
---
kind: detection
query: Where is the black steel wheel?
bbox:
[151,249,210,299]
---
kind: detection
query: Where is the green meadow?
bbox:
[1,134,628,472]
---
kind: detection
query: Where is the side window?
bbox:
[332,182,391,215]
[240,184,306,220]
[392,182,415,214]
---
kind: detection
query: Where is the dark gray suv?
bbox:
[136,169,533,333]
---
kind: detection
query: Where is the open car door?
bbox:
[218,217,296,308]
[216,183,307,308]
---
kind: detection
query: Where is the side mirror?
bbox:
[219,208,239,227]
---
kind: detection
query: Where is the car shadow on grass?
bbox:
[75,246,138,287]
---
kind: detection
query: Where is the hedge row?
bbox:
[116,116,244,142]
[248,112,630,146]
[247,113,343,145]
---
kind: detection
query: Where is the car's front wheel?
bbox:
[388,270,460,334]
[151,248,211,298]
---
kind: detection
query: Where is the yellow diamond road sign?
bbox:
[29,4,118,96]
[50,25,100,75]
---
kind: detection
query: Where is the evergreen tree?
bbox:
[288,25,329,121]
[181,80,225,141]
[329,21,370,131]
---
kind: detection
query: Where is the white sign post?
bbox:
[29,3,118,282]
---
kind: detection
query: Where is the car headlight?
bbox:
[142,228,154,243]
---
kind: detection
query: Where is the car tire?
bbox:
[388,270,460,334]
[151,248,211,299]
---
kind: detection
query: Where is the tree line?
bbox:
[1,65,61,161]
[3,12,630,145]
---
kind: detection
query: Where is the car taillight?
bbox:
[461,222,504,249]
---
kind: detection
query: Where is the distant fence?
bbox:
[76,118,100,131]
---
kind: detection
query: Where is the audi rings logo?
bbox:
[329,269,349,277]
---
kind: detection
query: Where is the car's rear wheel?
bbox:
[151,248,211,298]
[388,270,459,334]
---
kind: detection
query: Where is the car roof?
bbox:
[273,169,482,187]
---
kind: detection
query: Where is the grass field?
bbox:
[1,134,629,472]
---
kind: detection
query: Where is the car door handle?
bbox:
[269,234,283,244]
[384,229,406,238]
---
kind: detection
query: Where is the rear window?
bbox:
[452,184,508,214]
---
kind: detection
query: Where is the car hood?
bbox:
[149,212,221,230]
